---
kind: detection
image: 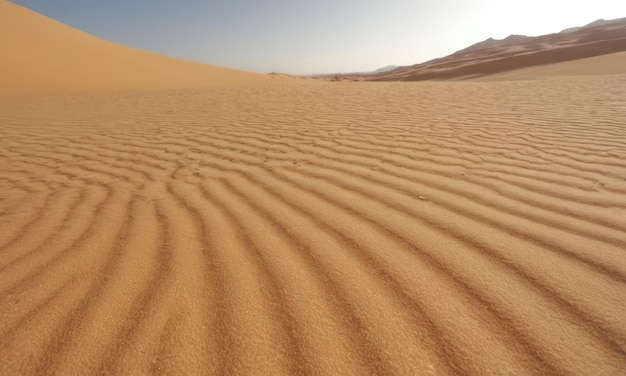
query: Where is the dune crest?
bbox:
[0,1,266,92]
[372,17,626,81]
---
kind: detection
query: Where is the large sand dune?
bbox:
[477,51,626,80]
[372,17,626,81]
[1,1,626,375]
[0,1,265,92]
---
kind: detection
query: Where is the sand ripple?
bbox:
[1,77,625,375]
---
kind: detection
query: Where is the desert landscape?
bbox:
[1,1,626,375]
[370,16,626,81]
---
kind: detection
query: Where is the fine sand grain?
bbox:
[2,1,626,375]
[1,77,626,375]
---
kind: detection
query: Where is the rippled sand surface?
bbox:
[1,77,625,375]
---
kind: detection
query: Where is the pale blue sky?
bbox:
[11,0,626,74]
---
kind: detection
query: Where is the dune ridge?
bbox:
[372,17,626,81]
[1,77,626,374]
[0,1,266,92]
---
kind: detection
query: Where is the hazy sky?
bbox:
[11,0,626,74]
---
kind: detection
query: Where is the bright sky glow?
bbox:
[11,0,626,74]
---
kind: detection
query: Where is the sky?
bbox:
[11,0,626,75]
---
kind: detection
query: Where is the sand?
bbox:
[2,1,626,375]
[372,17,626,82]
[0,1,266,92]
[476,51,626,80]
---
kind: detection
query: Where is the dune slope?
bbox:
[478,51,626,80]
[0,1,265,92]
[372,17,626,81]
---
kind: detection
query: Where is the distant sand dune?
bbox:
[1,78,626,375]
[403,39,626,81]
[0,1,266,92]
[372,17,626,82]
[476,51,626,80]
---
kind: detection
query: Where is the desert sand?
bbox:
[0,1,266,92]
[476,51,626,80]
[1,1,626,375]
[372,17,626,82]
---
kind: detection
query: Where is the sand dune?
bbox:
[477,51,626,80]
[2,1,626,375]
[1,77,626,375]
[0,1,265,92]
[372,17,626,81]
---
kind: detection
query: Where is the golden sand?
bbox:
[1,1,625,375]
[0,1,266,92]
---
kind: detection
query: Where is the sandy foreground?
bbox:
[1,76,626,375]
[2,1,626,375]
